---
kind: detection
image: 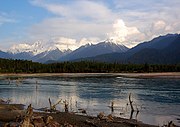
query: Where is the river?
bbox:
[0,74,179,125]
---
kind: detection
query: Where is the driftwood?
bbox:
[20,104,34,127]
[167,121,176,127]
[78,108,87,114]
[0,104,25,122]
[3,104,61,127]
[97,112,114,122]
[0,110,25,122]
[48,98,62,112]
[0,99,11,104]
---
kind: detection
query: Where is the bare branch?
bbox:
[129,93,134,119]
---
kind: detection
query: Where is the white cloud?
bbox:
[114,0,180,42]
[30,0,116,22]
[49,36,101,51]
[30,0,70,17]
[9,36,102,53]
[0,12,16,26]
[0,0,179,51]
[153,20,166,30]
[51,37,77,51]
[25,0,180,50]
[107,19,143,47]
[28,18,111,40]
[109,19,128,42]
[9,41,44,55]
[79,37,100,46]
[27,0,116,49]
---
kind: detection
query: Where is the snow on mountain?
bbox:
[60,41,129,61]
[10,41,58,55]
[7,38,129,62]
[9,41,45,55]
[8,40,73,56]
[81,34,180,64]
[31,48,62,63]
[2,34,180,64]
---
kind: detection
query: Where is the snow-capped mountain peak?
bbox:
[7,38,129,63]
[84,43,93,47]
[9,41,45,55]
[104,38,124,45]
[9,41,62,55]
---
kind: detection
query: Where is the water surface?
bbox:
[0,74,179,125]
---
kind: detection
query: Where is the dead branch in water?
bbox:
[111,101,114,113]
[135,104,139,120]
[129,93,134,119]
[63,100,69,112]
[49,98,52,109]
[48,98,62,112]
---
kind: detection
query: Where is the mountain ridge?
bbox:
[74,34,180,64]
[0,33,180,64]
[59,41,129,61]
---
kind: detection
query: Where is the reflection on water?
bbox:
[0,75,180,125]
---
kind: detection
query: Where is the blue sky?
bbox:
[0,0,180,51]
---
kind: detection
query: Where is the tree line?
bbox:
[0,58,180,73]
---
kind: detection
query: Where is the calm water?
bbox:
[0,74,180,125]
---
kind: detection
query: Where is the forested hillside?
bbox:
[0,58,180,73]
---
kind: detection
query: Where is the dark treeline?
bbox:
[0,58,180,73]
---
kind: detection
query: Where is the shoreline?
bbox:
[0,103,158,127]
[0,72,180,79]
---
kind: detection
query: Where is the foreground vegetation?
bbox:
[0,58,180,73]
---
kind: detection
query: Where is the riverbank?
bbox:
[118,72,180,79]
[0,72,180,79]
[0,102,159,127]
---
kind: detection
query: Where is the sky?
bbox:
[0,0,180,51]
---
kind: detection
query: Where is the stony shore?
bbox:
[0,102,160,127]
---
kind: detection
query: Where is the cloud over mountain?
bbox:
[0,0,179,50]
[107,19,142,47]
[28,0,180,49]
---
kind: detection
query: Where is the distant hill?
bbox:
[125,34,180,64]
[32,48,64,63]
[0,51,12,59]
[59,41,129,61]
[128,34,179,54]
[5,48,72,63]
[79,34,180,64]
[12,52,33,60]
[162,35,180,64]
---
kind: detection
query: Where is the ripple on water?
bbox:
[0,75,180,125]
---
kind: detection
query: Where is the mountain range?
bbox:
[0,33,180,64]
[80,34,180,64]
[0,40,129,63]
[59,41,129,61]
